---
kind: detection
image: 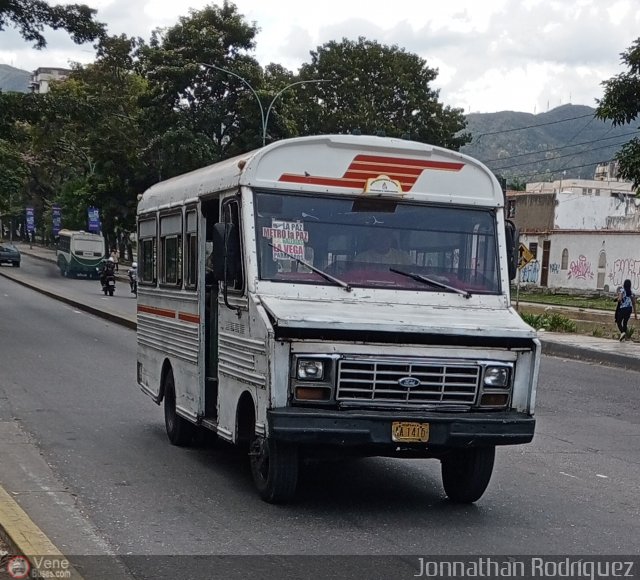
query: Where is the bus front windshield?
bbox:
[255,192,501,294]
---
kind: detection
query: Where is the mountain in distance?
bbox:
[460,104,636,186]
[0,64,30,93]
[0,70,633,185]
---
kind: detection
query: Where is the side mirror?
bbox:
[211,222,240,282]
[505,220,519,281]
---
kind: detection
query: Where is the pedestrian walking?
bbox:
[110,247,120,272]
[615,279,637,341]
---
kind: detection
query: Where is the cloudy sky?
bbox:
[1,0,639,114]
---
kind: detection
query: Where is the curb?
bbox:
[0,486,84,580]
[0,272,136,330]
[540,340,640,372]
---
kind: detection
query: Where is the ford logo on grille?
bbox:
[398,377,421,388]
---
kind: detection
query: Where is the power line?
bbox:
[483,130,639,164]
[512,158,616,181]
[547,116,599,177]
[473,113,594,138]
[493,139,632,171]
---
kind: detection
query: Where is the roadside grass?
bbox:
[513,289,616,311]
[520,312,577,333]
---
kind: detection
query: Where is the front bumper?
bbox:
[269,408,535,449]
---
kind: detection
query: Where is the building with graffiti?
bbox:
[507,172,640,292]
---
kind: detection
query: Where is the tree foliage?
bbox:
[596,38,640,188]
[0,0,105,48]
[1,1,475,243]
[294,37,469,149]
[0,138,28,215]
[21,34,150,236]
[137,1,265,177]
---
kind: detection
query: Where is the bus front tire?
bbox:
[441,446,495,504]
[163,370,194,447]
[250,434,298,504]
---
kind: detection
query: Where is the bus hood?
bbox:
[258,296,536,339]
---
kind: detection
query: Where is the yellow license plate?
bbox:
[392,421,429,443]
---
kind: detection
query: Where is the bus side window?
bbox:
[223,199,244,292]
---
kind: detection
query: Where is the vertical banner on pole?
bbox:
[25,207,35,235]
[87,207,101,233]
[25,207,35,247]
[52,204,62,236]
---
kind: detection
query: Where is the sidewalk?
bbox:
[8,241,640,373]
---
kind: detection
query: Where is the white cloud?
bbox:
[1,0,638,113]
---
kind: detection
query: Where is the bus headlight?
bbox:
[297,359,325,380]
[483,366,511,388]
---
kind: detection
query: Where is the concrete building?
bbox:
[30,67,72,93]
[508,167,640,292]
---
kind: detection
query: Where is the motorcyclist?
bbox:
[100,257,116,288]
[128,262,138,293]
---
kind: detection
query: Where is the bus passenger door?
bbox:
[203,200,219,418]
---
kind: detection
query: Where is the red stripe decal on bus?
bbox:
[278,174,367,188]
[279,155,464,190]
[138,305,176,319]
[178,312,200,324]
[353,155,465,171]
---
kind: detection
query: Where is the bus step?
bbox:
[205,376,218,417]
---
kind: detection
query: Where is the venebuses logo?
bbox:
[6,555,30,579]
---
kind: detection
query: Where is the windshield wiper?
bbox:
[390,268,471,299]
[268,243,351,292]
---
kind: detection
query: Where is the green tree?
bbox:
[137,1,266,177]
[24,34,150,240]
[294,37,470,149]
[0,138,29,238]
[0,0,105,48]
[596,38,640,188]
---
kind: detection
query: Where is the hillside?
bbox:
[460,104,635,185]
[0,64,30,93]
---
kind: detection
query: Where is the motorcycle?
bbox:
[97,266,116,296]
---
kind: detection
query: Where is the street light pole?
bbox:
[263,79,328,146]
[199,63,327,146]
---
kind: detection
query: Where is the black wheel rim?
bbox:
[165,384,176,434]
[251,437,269,483]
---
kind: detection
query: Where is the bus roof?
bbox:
[138,135,504,214]
[57,229,103,238]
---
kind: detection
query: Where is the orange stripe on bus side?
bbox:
[137,305,176,319]
[178,312,200,324]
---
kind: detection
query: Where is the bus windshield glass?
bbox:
[255,192,501,294]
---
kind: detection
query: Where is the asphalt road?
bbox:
[1,266,639,577]
[0,255,136,318]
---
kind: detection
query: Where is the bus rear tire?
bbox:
[163,370,194,447]
[250,434,298,504]
[441,446,495,503]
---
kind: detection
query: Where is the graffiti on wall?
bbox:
[608,258,640,290]
[521,260,540,283]
[567,255,594,280]
[550,263,560,274]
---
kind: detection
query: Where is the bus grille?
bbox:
[336,358,480,407]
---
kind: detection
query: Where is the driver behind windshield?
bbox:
[355,231,414,266]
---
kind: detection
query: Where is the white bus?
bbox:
[136,135,540,504]
[56,229,105,278]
